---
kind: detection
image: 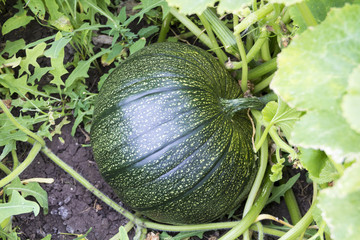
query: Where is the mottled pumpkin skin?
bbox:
[91,42,257,224]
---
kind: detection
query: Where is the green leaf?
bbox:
[299,148,327,178]
[0,74,43,97]
[48,32,68,87]
[271,4,360,162]
[262,99,303,139]
[65,49,111,89]
[44,32,72,59]
[1,39,26,57]
[266,173,300,204]
[318,161,360,240]
[138,25,160,38]
[129,38,146,55]
[341,65,360,134]
[40,235,52,240]
[289,0,357,33]
[217,0,252,15]
[44,0,73,32]
[0,190,40,223]
[26,0,46,20]
[269,0,303,5]
[270,157,285,182]
[2,9,34,35]
[119,226,129,240]
[5,178,48,214]
[0,55,22,69]
[19,42,47,76]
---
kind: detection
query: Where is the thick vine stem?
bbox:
[218,171,273,240]
[198,13,227,63]
[242,136,269,240]
[0,141,42,188]
[234,4,274,34]
[169,8,214,54]
[157,12,172,43]
[277,202,316,240]
[248,57,277,80]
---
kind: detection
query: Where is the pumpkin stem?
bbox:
[221,92,277,116]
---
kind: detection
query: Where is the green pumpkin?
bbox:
[91,42,257,224]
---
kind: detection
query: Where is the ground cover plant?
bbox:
[0,0,359,239]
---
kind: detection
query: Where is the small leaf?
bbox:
[129,38,146,55]
[1,39,26,57]
[48,32,68,87]
[299,148,327,178]
[267,173,300,204]
[66,49,111,89]
[26,0,46,19]
[44,0,74,32]
[19,42,47,76]
[318,161,360,240]
[0,190,40,223]
[0,55,22,69]
[2,9,34,35]
[270,157,285,182]
[44,33,72,59]
[0,74,43,97]
[4,178,49,214]
[138,25,159,38]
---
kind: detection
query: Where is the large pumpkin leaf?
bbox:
[341,65,360,134]
[270,4,360,162]
[318,161,360,240]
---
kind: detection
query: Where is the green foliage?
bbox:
[266,173,300,204]
[271,3,360,162]
[318,161,360,240]
[4,178,48,214]
[0,190,40,223]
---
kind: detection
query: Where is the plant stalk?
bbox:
[218,172,273,240]
[157,12,173,43]
[0,142,42,188]
[169,8,213,51]
[198,13,227,63]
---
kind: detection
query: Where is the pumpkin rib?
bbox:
[132,128,234,212]
[129,116,222,190]
[102,112,223,177]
